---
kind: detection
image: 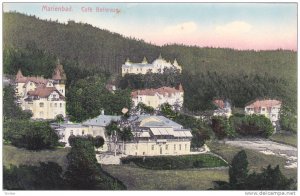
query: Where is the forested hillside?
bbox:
[3,12,297,113]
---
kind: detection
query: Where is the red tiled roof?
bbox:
[131,86,183,98]
[27,87,65,99]
[213,99,225,109]
[16,76,48,84]
[245,99,281,113]
[246,99,281,108]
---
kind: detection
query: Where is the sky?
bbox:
[3,2,298,51]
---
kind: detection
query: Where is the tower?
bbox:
[52,59,66,96]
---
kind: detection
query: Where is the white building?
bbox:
[213,99,232,118]
[52,112,121,150]
[121,54,182,76]
[109,115,193,156]
[53,113,193,156]
[245,99,282,126]
[131,85,184,110]
[15,62,66,120]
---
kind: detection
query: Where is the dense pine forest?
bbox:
[3,12,297,114]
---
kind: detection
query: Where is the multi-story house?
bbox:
[121,54,182,76]
[15,61,66,120]
[213,99,232,118]
[245,99,282,126]
[131,85,184,110]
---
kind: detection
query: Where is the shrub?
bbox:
[211,116,236,139]
[3,162,66,190]
[121,154,227,170]
[230,114,274,138]
[4,120,59,150]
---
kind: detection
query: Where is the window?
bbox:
[70,130,73,135]
[174,144,176,150]
[185,144,187,150]
[151,145,155,150]
[54,103,57,107]
[50,103,52,107]
[60,103,62,108]
[148,101,150,105]
[165,144,168,150]
[82,130,85,135]
[262,108,265,112]
[179,144,182,150]
[53,94,56,98]
[39,102,44,107]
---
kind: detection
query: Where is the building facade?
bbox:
[131,85,184,109]
[245,99,282,126]
[108,115,193,156]
[15,61,66,120]
[121,54,182,76]
[52,111,121,150]
[213,99,232,118]
[53,113,193,156]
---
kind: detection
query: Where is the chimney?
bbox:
[101,109,104,115]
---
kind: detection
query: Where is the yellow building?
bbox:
[131,85,184,109]
[15,61,67,120]
[245,99,282,126]
[108,115,193,156]
[122,55,182,76]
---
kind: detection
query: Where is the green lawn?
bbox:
[121,154,228,170]
[3,144,70,170]
[207,141,297,180]
[270,132,297,147]
[102,164,228,190]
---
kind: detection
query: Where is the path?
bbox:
[225,140,297,168]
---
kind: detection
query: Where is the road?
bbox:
[225,140,297,168]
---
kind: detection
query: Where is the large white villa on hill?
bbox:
[15,61,66,120]
[121,54,182,76]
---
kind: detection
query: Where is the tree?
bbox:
[55,114,64,124]
[230,114,274,138]
[64,137,100,189]
[214,151,295,190]
[211,116,236,139]
[105,121,120,137]
[119,127,133,142]
[94,136,105,151]
[3,162,66,190]
[3,85,32,121]
[279,104,297,133]
[245,165,295,190]
[229,150,248,186]
[136,102,155,114]
[67,75,132,122]
[160,103,177,120]
[4,120,59,150]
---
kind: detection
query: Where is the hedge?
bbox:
[121,154,228,170]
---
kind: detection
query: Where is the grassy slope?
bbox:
[270,133,297,147]
[102,164,228,190]
[207,141,297,180]
[3,144,70,170]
